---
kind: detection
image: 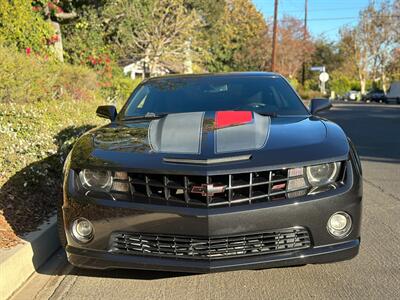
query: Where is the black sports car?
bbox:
[59,72,362,273]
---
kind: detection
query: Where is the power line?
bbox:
[280,15,400,22]
[283,7,368,13]
[310,15,400,21]
[318,20,357,35]
[307,17,357,21]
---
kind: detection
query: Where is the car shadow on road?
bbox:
[36,249,194,280]
[69,266,193,280]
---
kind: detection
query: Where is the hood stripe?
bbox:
[215,113,270,154]
[148,112,204,154]
[148,111,270,155]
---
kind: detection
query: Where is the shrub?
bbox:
[328,72,364,95]
[106,69,141,105]
[288,78,300,90]
[0,0,53,53]
[0,45,99,103]
[297,88,323,100]
[55,64,98,101]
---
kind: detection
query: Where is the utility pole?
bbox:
[301,0,308,86]
[271,0,278,72]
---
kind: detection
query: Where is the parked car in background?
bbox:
[344,90,360,101]
[385,81,400,104]
[362,89,386,102]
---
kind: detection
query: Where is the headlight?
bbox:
[79,169,113,191]
[306,162,341,187]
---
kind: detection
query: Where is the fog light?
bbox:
[71,218,94,243]
[327,212,352,238]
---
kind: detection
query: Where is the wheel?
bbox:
[57,196,67,248]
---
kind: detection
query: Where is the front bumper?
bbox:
[66,239,359,273]
[62,161,362,273]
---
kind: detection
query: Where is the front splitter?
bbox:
[66,239,359,273]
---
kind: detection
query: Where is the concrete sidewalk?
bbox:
[0,215,59,300]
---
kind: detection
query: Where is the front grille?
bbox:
[110,169,310,208]
[110,228,311,260]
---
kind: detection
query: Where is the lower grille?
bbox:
[110,228,311,260]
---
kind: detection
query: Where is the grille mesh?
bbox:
[110,228,311,260]
[110,170,309,208]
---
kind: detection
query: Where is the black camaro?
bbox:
[59,72,362,273]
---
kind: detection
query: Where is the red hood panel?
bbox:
[215,111,253,129]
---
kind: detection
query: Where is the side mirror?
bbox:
[96,105,117,121]
[310,98,332,115]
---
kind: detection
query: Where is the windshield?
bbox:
[121,75,309,117]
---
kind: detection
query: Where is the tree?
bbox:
[309,39,343,75]
[103,0,203,76]
[338,27,368,94]
[185,0,225,25]
[340,1,399,93]
[358,1,398,92]
[30,1,79,61]
[61,6,108,64]
[206,0,270,72]
[393,0,400,42]
[275,16,314,79]
[386,48,400,81]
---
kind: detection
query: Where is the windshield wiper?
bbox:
[122,112,169,121]
[256,111,278,117]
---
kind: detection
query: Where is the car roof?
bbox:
[146,72,281,82]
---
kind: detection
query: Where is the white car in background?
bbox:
[344,90,360,101]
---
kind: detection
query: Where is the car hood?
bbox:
[71,112,349,173]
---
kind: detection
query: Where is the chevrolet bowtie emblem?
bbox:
[191,184,227,197]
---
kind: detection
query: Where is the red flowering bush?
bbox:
[31,1,63,16]
[47,34,59,45]
[86,53,113,88]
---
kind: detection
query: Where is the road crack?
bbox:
[364,178,400,202]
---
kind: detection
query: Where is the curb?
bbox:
[0,215,60,300]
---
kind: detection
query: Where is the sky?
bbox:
[253,0,385,41]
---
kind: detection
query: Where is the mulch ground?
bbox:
[0,175,61,249]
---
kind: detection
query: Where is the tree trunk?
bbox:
[149,57,160,77]
[183,40,193,74]
[382,72,388,93]
[51,21,64,62]
[360,77,366,95]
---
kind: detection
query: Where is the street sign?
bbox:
[310,66,325,72]
[319,72,329,82]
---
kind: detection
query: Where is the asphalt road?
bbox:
[13,103,400,300]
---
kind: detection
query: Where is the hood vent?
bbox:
[163,154,252,165]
